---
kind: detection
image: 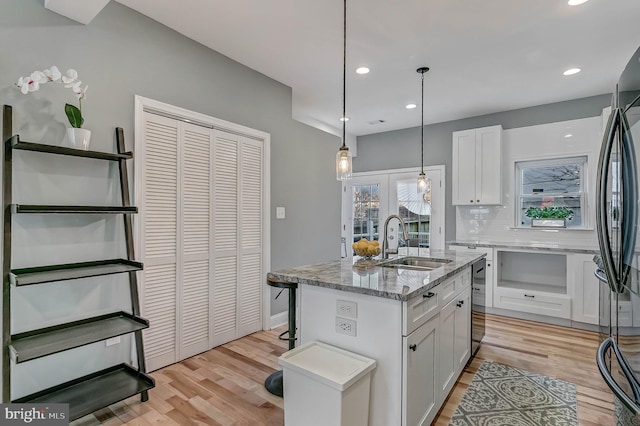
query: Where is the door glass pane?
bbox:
[397,179,431,248]
[352,184,380,250]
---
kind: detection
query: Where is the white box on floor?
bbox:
[278,341,376,426]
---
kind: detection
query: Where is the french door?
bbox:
[342,166,444,259]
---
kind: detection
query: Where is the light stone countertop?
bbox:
[447,240,600,254]
[267,249,485,301]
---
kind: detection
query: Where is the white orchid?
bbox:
[16,66,88,128]
[43,66,61,82]
[62,69,78,85]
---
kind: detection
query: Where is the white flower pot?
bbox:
[531,218,566,228]
[66,128,91,150]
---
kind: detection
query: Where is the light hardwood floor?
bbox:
[71,313,614,425]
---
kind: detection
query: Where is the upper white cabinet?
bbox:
[452,125,503,205]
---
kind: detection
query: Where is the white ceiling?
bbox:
[114,0,640,137]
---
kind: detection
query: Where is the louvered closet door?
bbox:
[141,112,179,372]
[238,137,263,337]
[212,130,239,346]
[179,123,213,360]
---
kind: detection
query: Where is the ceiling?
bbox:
[114,0,640,137]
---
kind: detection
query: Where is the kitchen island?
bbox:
[268,250,484,426]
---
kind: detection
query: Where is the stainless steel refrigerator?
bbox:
[596,45,640,425]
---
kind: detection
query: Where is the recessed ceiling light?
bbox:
[568,0,589,5]
[340,116,350,122]
[563,68,581,76]
[355,67,370,75]
[564,133,573,138]
[406,103,417,109]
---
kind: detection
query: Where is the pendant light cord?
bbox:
[421,70,424,174]
[341,0,347,149]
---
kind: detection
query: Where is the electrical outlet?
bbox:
[335,317,357,337]
[336,299,357,319]
[105,336,121,347]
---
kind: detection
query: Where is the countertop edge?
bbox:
[267,253,485,302]
[447,240,599,254]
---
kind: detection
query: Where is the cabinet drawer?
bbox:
[441,270,470,306]
[403,289,439,336]
[494,287,570,319]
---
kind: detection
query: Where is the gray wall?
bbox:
[354,94,612,242]
[0,0,341,396]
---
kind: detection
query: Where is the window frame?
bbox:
[514,155,588,229]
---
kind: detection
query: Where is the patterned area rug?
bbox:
[450,361,578,426]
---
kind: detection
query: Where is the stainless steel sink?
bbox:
[378,256,452,271]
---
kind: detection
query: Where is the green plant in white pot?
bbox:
[525,206,574,228]
[16,66,90,149]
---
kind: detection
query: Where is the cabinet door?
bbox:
[475,125,502,205]
[403,314,438,426]
[438,298,456,395]
[454,288,471,371]
[570,254,599,325]
[452,129,477,205]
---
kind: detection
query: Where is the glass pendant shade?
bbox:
[336,146,352,180]
[417,172,427,193]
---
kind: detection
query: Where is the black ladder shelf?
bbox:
[2,105,154,420]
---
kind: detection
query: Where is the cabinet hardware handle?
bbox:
[409,344,417,351]
[456,302,462,307]
[524,294,535,298]
[487,263,491,267]
[470,199,474,203]
[473,287,480,291]
[475,267,484,273]
[477,199,480,202]
[423,292,435,299]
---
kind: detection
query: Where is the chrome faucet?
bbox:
[381,214,409,259]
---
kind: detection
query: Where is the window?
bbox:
[396,179,432,247]
[515,156,587,228]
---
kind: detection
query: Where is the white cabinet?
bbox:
[569,254,600,325]
[448,245,494,307]
[438,287,471,398]
[452,125,503,205]
[402,314,438,426]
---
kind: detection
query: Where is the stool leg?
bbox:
[288,287,297,350]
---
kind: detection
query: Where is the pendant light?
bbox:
[416,66,430,192]
[336,0,352,180]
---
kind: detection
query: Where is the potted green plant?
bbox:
[525,206,574,228]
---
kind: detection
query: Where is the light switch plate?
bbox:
[276,206,286,219]
[105,336,121,347]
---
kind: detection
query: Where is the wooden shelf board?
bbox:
[12,204,137,214]
[13,363,155,421]
[10,312,149,363]
[8,135,133,160]
[10,259,143,286]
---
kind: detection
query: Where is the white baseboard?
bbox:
[270,311,288,329]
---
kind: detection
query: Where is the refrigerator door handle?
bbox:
[620,111,638,287]
[597,337,640,415]
[596,108,623,293]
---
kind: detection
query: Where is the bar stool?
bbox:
[264,277,298,397]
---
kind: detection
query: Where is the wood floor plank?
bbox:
[69,313,614,425]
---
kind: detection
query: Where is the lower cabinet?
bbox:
[403,276,472,426]
[402,314,438,426]
[438,287,471,397]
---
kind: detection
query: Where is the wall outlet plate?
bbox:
[335,317,357,337]
[336,299,357,319]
